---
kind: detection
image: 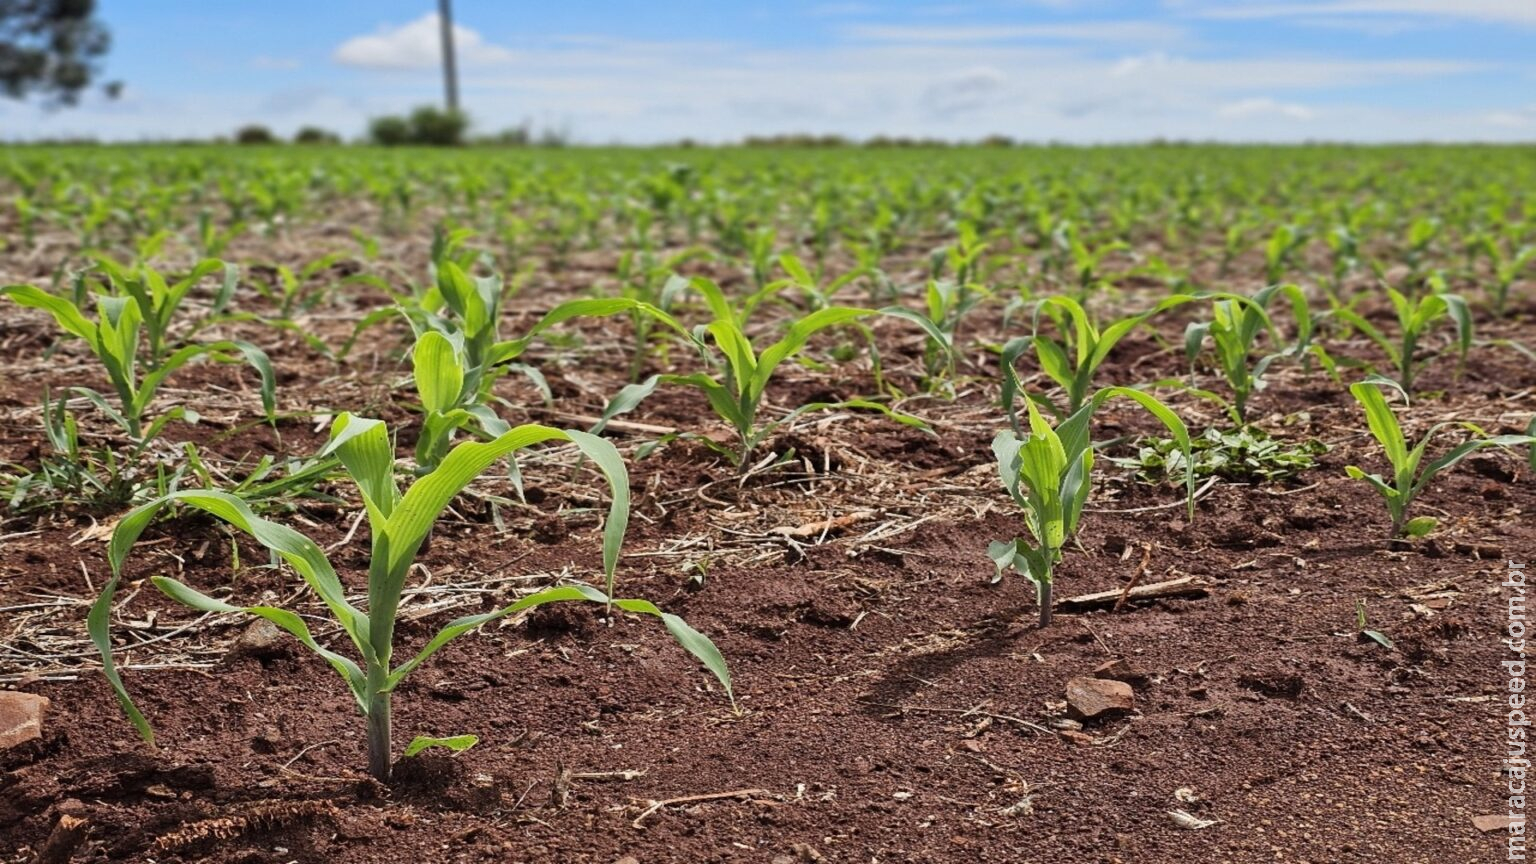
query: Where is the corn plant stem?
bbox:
[1400,332,1418,392]
[366,677,392,783]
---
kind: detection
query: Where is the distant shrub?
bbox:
[408,106,468,146]
[235,125,277,145]
[368,106,468,147]
[863,136,951,148]
[743,134,851,148]
[368,115,411,147]
[294,126,340,145]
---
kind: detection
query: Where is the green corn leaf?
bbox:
[2,284,100,345]
[86,576,154,744]
[1411,433,1536,499]
[593,374,663,434]
[488,298,687,366]
[151,576,367,709]
[1349,380,1409,472]
[380,426,629,599]
[387,584,607,687]
[1090,386,1196,517]
[413,330,466,413]
[135,340,277,425]
[95,490,371,742]
[752,306,874,398]
[610,597,736,708]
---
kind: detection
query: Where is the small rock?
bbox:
[791,843,825,862]
[1473,814,1524,832]
[233,618,289,659]
[1093,658,1149,685]
[1065,677,1134,721]
[0,691,49,750]
[1059,730,1094,746]
[615,857,641,864]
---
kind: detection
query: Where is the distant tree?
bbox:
[407,105,467,146]
[368,115,411,146]
[235,124,276,145]
[294,125,339,145]
[368,106,468,147]
[0,0,118,106]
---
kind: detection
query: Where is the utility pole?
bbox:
[438,0,460,113]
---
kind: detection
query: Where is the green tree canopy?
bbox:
[0,0,116,106]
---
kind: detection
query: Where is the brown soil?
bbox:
[1,222,1533,864]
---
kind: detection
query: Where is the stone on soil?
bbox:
[1065,677,1135,721]
[0,691,49,750]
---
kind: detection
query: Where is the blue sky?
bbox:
[4,0,1535,142]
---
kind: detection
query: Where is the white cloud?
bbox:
[1218,97,1315,119]
[846,21,1185,42]
[1173,0,1536,27]
[921,66,1009,116]
[333,13,515,70]
[2,27,1522,144]
[1485,105,1536,127]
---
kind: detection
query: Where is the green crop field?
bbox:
[2,141,1533,861]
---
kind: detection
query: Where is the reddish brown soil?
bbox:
[1,226,1533,864]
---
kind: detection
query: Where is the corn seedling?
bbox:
[614,248,710,379]
[654,277,945,467]
[1184,283,1315,423]
[1471,234,1535,317]
[398,246,684,471]
[989,387,1195,628]
[1355,600,1393,649]
[1329,280,1470,392]
[92,414,731,783]
[911,279,990,394]
[1264,223,1308,284]
[1344,378,1534,537]
[85,257,241,367]
[2,283,274,442]
[1001,294,1211,420]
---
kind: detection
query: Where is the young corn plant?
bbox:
[1,390,185,512]
[1184,283,1315,423]
[1344,378,1534,537]
[91,414,732,784]
[990,388,1195,628]
[912,279,991,394]
[1472,234,1535,317]
[252,252,347,320]
[1264,223,1309,284]
[1330,280,1471,392]
[778,253,871,312]
[85,256,240,368]
[652,278,945,468]
[398,249,682,472]
[1,284,274,442]
[1001,294,1210,420]
[614,248,710,380]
